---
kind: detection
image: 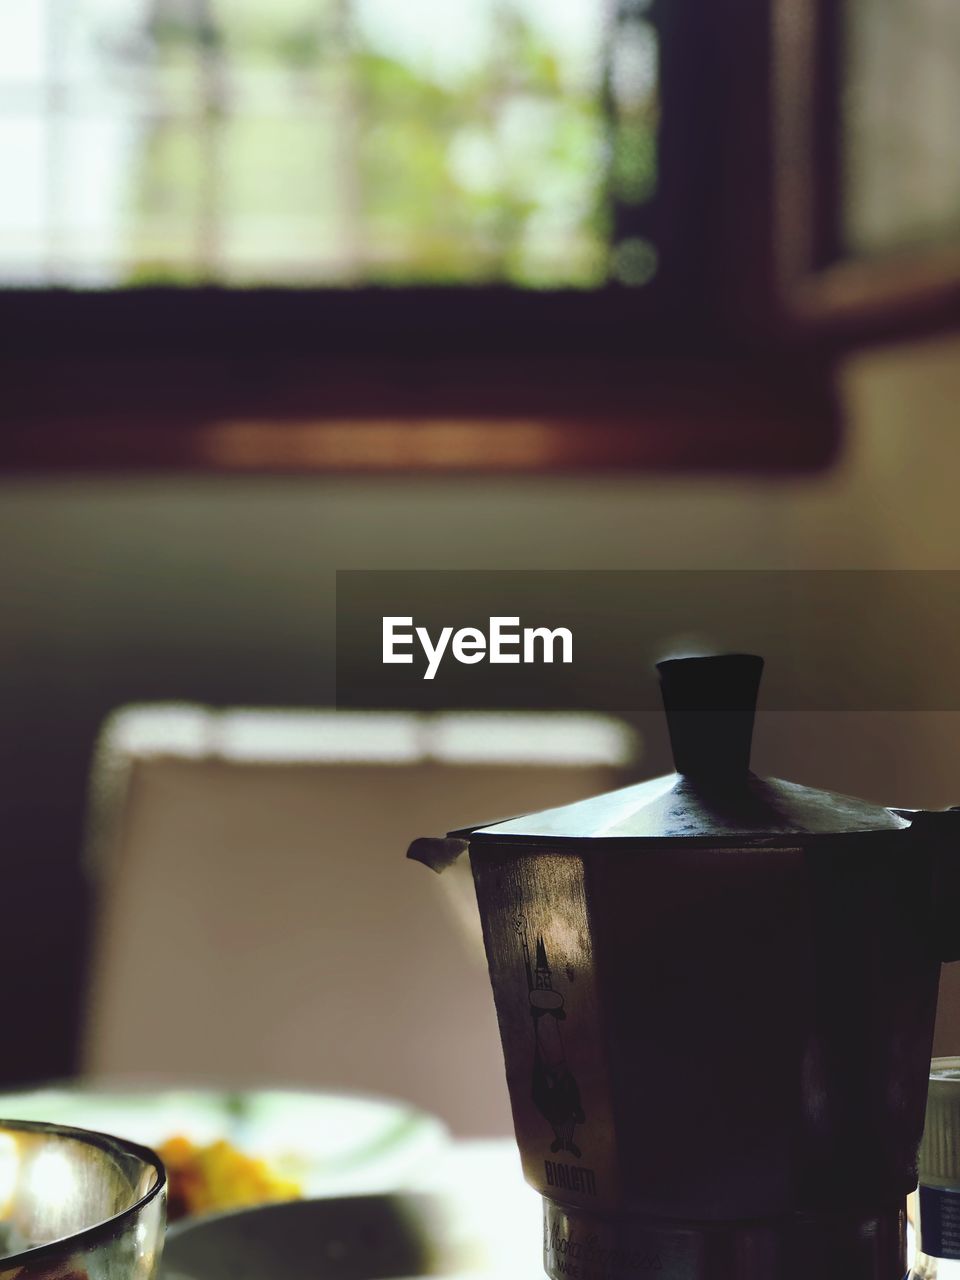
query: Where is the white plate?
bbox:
[0,1086,448,1198]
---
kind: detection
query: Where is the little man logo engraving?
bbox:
[516,915,586,1158]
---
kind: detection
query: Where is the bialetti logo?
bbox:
[545,1159,597,1196]
[382,615,574,681]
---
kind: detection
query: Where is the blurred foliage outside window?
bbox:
[0,0,659,289]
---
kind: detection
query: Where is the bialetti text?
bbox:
[545,1160,597,1196]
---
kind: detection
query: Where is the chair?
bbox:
[82,707,635,1136]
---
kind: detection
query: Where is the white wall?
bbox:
[2,330,960,1079]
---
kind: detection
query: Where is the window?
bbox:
[1,1,842,473]
[843,0,960,260]
[773,0,960,334]
[0,0,658,290]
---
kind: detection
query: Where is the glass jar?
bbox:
[911,1059,960,1279]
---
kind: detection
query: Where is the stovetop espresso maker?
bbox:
[409,654,960,1280]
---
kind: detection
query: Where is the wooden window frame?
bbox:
[0,0,845,475]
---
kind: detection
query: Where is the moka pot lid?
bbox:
[455,654,908,847]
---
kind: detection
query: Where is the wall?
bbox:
[1,330,959,1082]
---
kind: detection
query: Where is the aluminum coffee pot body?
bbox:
[409,655,960,1280]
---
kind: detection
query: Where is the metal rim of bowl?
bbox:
[0,1118,167,1265]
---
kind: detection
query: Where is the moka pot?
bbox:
[409,654,960,1280]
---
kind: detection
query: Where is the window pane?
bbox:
[0,119,47,283]
[843,0,960,258]
[0,0,659,289]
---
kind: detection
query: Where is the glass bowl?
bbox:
[0,1119,166,1279]
[161,1193,466,1280]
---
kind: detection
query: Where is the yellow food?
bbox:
[157,1136,302,1221]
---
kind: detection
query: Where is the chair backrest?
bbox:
[83,708,635,1136]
